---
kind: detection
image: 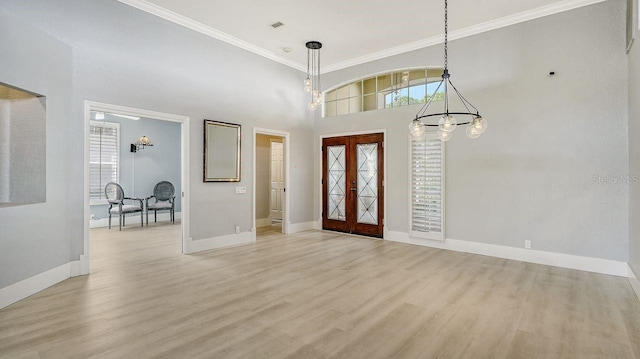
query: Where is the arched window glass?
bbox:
[323,68,444,117]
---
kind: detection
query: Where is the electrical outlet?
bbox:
[235,225,240,234]
[235,187,246,194]
[524,240,531,249]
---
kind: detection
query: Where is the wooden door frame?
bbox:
[318,129,387,240]
[253,128,290,235]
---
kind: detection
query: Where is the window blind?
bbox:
[410,134,444,240]
[89,122,119,202]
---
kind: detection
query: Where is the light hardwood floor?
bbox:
[1,223,639,358]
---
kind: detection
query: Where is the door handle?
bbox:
[351,187,357,192]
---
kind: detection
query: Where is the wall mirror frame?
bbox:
[203,119,241,182]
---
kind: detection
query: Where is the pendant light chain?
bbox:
[444,0,448,70]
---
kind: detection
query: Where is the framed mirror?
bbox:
[204,120,241,182]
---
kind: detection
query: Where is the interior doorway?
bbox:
[253,128,290,236]
[255,133,285,233]
[270,140,285,224]
[82,102,190,275]
[322,133,384,238]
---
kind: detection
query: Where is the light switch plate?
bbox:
[235,186,247,194]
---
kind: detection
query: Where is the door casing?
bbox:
[318,130,387,239]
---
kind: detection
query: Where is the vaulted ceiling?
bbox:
[118,0,604,72]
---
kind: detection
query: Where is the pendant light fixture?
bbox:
[409,0,487,141]
[304,41,323,111]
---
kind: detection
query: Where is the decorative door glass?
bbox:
[356,143,378,225]
[327,145,346,221]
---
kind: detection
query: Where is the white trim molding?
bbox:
[386,231,628,277]
[287,221,316,234]
[629,265,640,301]
[322,0,606,73]
[187,231,254,254]
[255,218,271,228]
[121,0,603,74]
[117,0,305,71]
[0,261,81,309]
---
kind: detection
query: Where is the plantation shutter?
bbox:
[410,134,444,240]
[89,122,119,202]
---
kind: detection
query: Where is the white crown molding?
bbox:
[322,0,606,73]
[116,0,305,72]
[118,0,604,74]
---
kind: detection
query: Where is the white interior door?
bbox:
[270,140,284,221]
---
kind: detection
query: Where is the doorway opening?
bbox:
[253,128,290,237]
[82,102,190,275]
[322,132,385,238]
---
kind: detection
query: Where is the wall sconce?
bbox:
[130,135,153,152]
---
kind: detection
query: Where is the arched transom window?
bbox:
[323,68,444,117]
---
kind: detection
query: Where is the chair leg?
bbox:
[146,209,148,226]
[108,214,112,229]
[123,214,126,227]
[140,211,143,227]
[119,214,122,231]
[154,210,157,223]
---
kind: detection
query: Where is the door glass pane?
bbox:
[357,143,378,225]
[327,145,346,221]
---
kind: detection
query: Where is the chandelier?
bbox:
[304,41,323,111]
[409,0,487,140]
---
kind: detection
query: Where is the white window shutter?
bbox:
[89,121,119,202]
[410,133,444,241]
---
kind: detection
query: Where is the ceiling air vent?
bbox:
[271,21,284,29]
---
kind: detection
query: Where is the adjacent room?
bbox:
[1,0,640,357]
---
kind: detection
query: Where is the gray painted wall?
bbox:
[628,9,640,274]
[90,115,182,219]
[0,7,73,288]
[0,0,313,288]
[255,134,283,221]
[316,0,629,261]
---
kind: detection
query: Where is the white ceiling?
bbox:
[118,0,604,73]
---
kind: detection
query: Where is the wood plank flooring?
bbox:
[1,223,639,358]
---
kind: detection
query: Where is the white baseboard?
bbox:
[0,260,81,309]
[255,217,271,227]
[187,231,254,254]
[386,231,628,277]
[314,218,322,230]
[90,212,181,228]
[288,221,316,234]
[629,265,640,301]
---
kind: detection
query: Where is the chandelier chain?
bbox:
[444,0,448,70]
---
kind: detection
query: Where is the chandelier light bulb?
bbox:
[466,124,482,139]
[438,115,457,132]
[304,78,311,87]
[308,101,317,111]
[473,117,488,134]
[408,119,426,138]
[402,72,409,83]
[437,130,453,142]
[314,93,322,105]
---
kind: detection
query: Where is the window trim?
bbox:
[89,120,120,205]
[408,132,445,241]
